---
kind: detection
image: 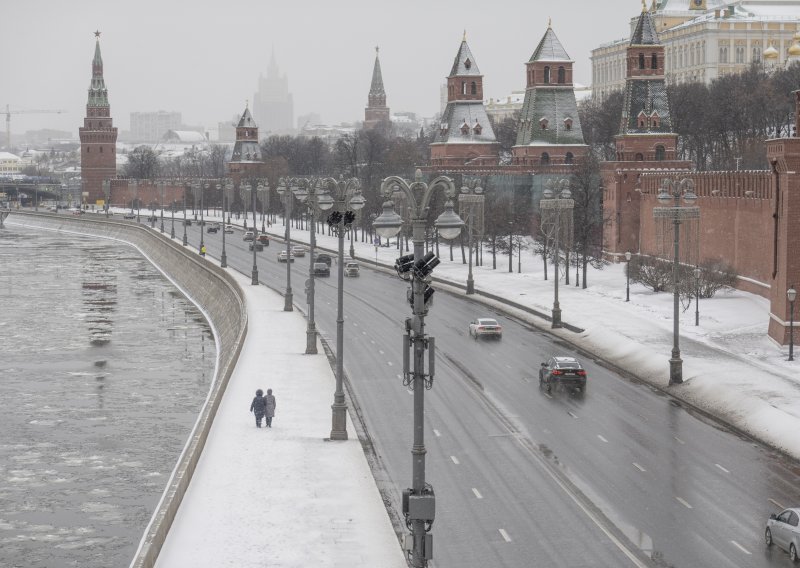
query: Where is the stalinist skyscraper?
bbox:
[253,50,294,134]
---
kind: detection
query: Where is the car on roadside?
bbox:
[539,356,587,394]
[249,241,264,252]
[313,262,330,277]
[123,213,136,220]
[183,218,192,226]
[243,231,255,242]
[344,261,359,277]
[206,222,220,233]
[766,508,800,562]
[224,225,234,234]
[468,318,502,340]
[257,234,270,246]
[292,245,306,257]
[277,250,295,262]
[314,252,332,266]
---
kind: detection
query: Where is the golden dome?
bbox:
[764,44,779,59]
[789,41,800,57]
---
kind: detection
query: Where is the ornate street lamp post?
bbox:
[242,180,264,285]
[159,181,165,233]
[170,193,176,239]
[540,178,574,328]
[319,176,364,441]
[258,183,269,233]
[625,251,632,302]
[655,177,700,385]
[788,285,796,361]
[459,177,484,295]
[201,181,207,252]
[373,169,464,568]
[276,178,297,312]
[102,179,110,217]
[221,180,233,268]
[694,266,701,326]
[182,182,189,246]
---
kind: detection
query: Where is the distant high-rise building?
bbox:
[253,51,294,134]
[364,47,390,130]
[79,32,117,205]
[130,111,182,142]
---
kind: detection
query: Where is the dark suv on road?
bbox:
[539,356,587,393]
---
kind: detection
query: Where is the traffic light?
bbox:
[413,252,440,279]
[395,254,415,275]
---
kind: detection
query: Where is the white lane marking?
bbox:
[568,411,578,419]
[597,434,609,443]
[543,392,552,399]
[379,349,384,355]
[450,455,460,465]
[505,364,512,369]
[633,463,646,472]
[730,541,751,555]
[769,498,785,509]
[543,428,551,434]
[676,497,693,509]
[407,389,413,396]
[397,374,402,380]
[715,463,730,474]
[362,331,367,335]
[498,528,511,543]
[387,361,393,367]
[472,488,483,499]
[352,321,358,327]
[433,429,441,437]
[674,436,685,444]
[370,340,376,345]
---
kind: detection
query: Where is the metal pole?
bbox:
[251,185,258,285]
[221,184,227,268]
[160,184,165,233]
[626,260,630,302]
[170,201,175,239]
[466,210,474,294]
[790,298,795,362]
[330,212,348,439]
[669,215,683,384]
[552,210,562,328]
[306,198,317,354]
[349,221,356,258]
[182,187,188,246]
[284,194,293,312]
[261,194,266,233]
[200,183,205,253]
[695,270,700,326]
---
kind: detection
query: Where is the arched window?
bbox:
[651,53,658,69]
[655,145,666,160]
[639,53,645,69]
[635,152,644,161]
[540,152,550,165]
[565,152,574,164]
[557,66,565,83]
[470,81,477,95]
[544,66,551,83]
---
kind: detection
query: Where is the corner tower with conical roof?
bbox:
[512,22,587,168]
[228,103,263,183]
[600,5,691,260]
[79,31,118,204]
[430,33,499,168]
[365,47,390,130]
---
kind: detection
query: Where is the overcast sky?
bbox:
[1,0,636,137]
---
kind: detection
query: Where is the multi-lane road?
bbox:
[190,220,800,567]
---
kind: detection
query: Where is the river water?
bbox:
[0,224,214,568]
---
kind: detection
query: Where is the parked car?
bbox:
[313,262,330,277]
[224,225,234,234]
[292,245,306,257]
[243,231,255,242]
[277,250,295,262]
[257,234,270,246]
[183,219,192,226]
[344,261,360,277]
[314,253,332,266]
[249,241,264,252]
[206,222,220,233]
[123,213,136,220]
[468,318,503,340]
[766,508,800,562]
[539,356,587,393]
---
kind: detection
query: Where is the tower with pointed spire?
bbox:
[79,31,118,204]
[364,47,390,130]
[228,103,263,183]
[600,6,691,259]
[253,50,294,134]
[512,22,588,168]
[430,33,499,168]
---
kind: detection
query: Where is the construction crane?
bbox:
[4,105,68,150]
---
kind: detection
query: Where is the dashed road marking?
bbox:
[379,349,384,355]
[505,364,512,369]
[674,436,685,445]
[387,361,393,366]
[370,340,376,344]
[450,455,460,465]
[433,429,441,437]
[676,497,693,509]
[769,498,784,509]
[715,463,730,474]
[731,541,751,555]
[498,528,512,542]
[633,463,646,472]
[568,411,578,419]
[472,488,483,499]
[597,435,608,443]
[396,374,402,380]
[543,392,552,399]
[362,331,366,335]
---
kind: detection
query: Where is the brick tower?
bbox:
[600,5,691,259]
[364,47,390,130]
[512,21,588,167]
[228,103,263,183]
[79,31,118,205]
[430,33,499,168]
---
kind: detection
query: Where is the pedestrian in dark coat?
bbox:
[264,388,276,427]
[250,389,267,428]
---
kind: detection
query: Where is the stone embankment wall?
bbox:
[7,211,247,568]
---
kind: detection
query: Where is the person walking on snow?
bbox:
[250,389,267,428]
[264,388,276,428]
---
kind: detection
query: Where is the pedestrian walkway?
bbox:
[154,254,406,568]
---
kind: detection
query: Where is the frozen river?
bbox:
[0,225,214,568]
